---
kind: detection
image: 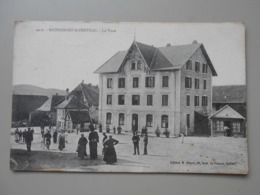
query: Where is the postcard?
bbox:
[10,21,248,174]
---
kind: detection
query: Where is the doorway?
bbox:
[132,114,138,132]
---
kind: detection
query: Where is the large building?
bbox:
[95,40,217,136]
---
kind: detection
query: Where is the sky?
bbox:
[13,21,246,90]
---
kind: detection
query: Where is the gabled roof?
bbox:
[94,51,127,73]
[56,95,88,109]
[69,83,99,107]
[37,95,65,112]
[213,85,246,104]
[95,40,217,76]
[69,110,91,123]
[209,105,245,120]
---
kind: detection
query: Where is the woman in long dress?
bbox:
[103,135,119,164]
[58,130,66,151]
[77,134,88,159]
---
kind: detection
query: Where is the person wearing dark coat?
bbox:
[103,135,119,164]
[88,125,99,159]
[58,130,66,152]
[102,133,108,155]
[143,133,148,155]
[44,130,52,150]
[53,130,58,144]
[77,134,88,159]
[22,129,27,142]
[25,128,33,152]
[132,131,140,155]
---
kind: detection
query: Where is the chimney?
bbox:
[56,93,58,96]
[82,80,84,84]
[166,43,171,47]
[192,40,198,44]
[66,88,69,100]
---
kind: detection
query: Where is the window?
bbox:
[146,114,153,127]
[186,95,190,106]
[146,77,155,88]
[215,120,224,131]
[132,95,140,105]
[162,95,168,106]
[162,76,169,87]
[119,113,124,125]
[185,77,192,88]
[147,95,153,106]
[186,60,192,70]
[161,115,169,128]
[202,96,208,106]
[137,60,142,69]
[118,95,125,105]
[107,95,112,105]
[107,78,112,88]
[195,62,200,72]
[232,122,241,133]
[106,113,112,124]
[118,78,125,88]
[186,114,190,128]
[194,96,199,106]
[133,77,139,88]
[195,78,200,89]
[203,63,208,73]
[203,79,207,89]
[131,60,136,70]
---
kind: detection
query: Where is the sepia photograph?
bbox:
[10,21,248,174]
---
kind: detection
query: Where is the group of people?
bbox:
[14,127,34,152]
[76,124,119,165]
[132,131,148,155]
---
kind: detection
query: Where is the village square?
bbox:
[10,39,248,173]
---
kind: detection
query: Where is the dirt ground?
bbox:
[10,127,248,174]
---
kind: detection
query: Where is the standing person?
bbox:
[22,129,27,142]
[44,130,52,150]
[25,128,33,152]
[40,122,45,138]
[14,128,19,142]
[132,131,140,155]
[103,135,119,164]
[19,130,23,141]
[143,132,148,155]
[113,126,116,134]
[58,130,66,152]
[102,133,108,155]
[77,134,88,159]
[53,130,58,144]
[88,124,99,159]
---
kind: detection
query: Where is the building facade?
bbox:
[95,40,217,136]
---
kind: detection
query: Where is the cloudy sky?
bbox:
[13,21,245,90]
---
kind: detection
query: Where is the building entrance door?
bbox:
[132,114,138,132]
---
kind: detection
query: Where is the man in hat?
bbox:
[132,131,140,155]
[77,134,88,159]
[88,124,99,159]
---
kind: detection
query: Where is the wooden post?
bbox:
[210,119,213,137]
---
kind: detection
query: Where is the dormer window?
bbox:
[131,60,136,70]
[186,60,192,70]
[137,60,142,69]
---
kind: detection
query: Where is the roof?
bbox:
[209,105,245,120]
[213,85,246,103]
[69,83,99,107]
[37,95,65,112]
[95,40,217,76]
[56,95,88,109]
[69,111,91,123]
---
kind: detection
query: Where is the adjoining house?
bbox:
[212,85,246,118]
[12,95,48,126]
[29,94,65,126]
[95,40,217,136]
[68,81,99,123]
[209,105,246,137]
[56,94,91,132]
